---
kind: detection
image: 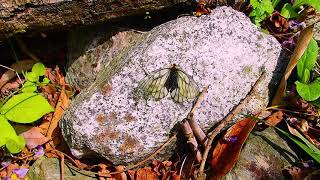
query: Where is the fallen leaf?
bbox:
[112,165,127,180]
[272,25,314,106]
[136,167,157,180]
[127,170,136,180]
[45,90,70,150]
[266,111,284,126]
[21,127,49,149]
[210,118,257,179]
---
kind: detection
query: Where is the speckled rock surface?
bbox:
[225,128,298,179]
[66,27,143,90]
[60,6,286,165]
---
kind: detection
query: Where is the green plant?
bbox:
[249,0,319,25]
[0,63,54,154]
[248,115,320,164]
[295,38,320,102]
[249,0,275,26]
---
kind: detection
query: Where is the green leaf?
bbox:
[311,98,320,107]
[280,3,298,18]
[6,135,25,154]
[0,115,25,153]
[296,78,320,101]
[41,77,50,85]
[293,0,320,12]
[0,93,54,123]
[250,0,260,8]
[262,0,274,14]
[32,63,46,77]
[272,0,280,8]
[25,72,39,83]
[22,81,37,93]
[302,69,310,84]
[0,115,16,147]
[297,38,319,82]
[275,127,320,164]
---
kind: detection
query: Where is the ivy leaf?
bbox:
[297,38,319,83]
[296,78,320,101]
[0,93,54,123]
[280,3,298,18]
[262,0,274,14]
[31,63,46,77]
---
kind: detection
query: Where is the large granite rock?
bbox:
[60,6,286,165]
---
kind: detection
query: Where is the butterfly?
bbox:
[137,64,199,103]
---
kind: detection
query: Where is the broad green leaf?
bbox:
[6,135,25,154]
[0,115,16,147]
[280,3,298,18]
[296,78,320,101]
[0,93,54,123]
[293,0,320,12]
[32,63,46,77]
[22,81,37,93]
[25,72,39,83]
[297,38,319,82]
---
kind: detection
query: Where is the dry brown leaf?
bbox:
[112,166,127,180]
[136,167,157,180]
[210,118,257,179]
[266,111,284,126]
[21,127,50,149]
[127,170,136,180]
[272,25,314,106]
[45,90,70,149]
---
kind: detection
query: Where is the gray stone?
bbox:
[66,26,143,90]
[226,128,298,180]
[60,6,286,165]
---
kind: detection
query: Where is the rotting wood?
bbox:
[0,0,189,40]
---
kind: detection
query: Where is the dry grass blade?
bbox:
[271,25,314,106]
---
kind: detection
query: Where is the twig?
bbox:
[198,72,266,178]
[187,86,209,145]
[15,37,40,62]
[187,114,207,146]
[190,86,209,115]
[0,64,23,85]
[180,119,202,163]
[60,152,65,180]
[49,134,177,177]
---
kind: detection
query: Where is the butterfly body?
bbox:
[137,64,199,103]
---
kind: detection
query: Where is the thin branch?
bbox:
[180,119,202,163]
[190,86,209,115]
[198,72,266,178]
